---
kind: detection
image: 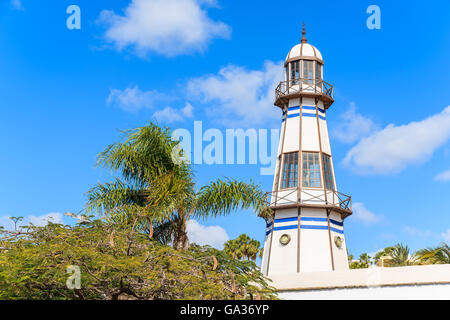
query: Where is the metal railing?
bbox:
[275,77,334,103]
[266,188,352,212]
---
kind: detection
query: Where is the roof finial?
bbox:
[301,22,307,43]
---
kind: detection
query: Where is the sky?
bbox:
[1,0,450,259]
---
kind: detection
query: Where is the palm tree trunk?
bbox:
[173,214,189,251]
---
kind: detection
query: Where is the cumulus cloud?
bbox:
[11,0,24,11]
[98,0,231,57]
[187,61,283,126]
[442,229,450,242]
[152,103,194,123]
[332,103,377,144]
[186,219,229,249]
[0,213,63,231]
[434,169,450,182]
[344,106,450,174]
[351,202,380,225]
[107,85,168,112]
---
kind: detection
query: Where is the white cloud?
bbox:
[0,213,63,231]
[181,102,194,118]
[442,229,450,243]
[98,0,231,57]
[332,103,377,144]
[186,219,229,249]
[187,61,283,126]
[344,106,450,174]
[434,169,450,182]
[152,103,194,123]
[107,85,167,112]
[402,226,433,238]
[351,202,380,225]
[11,0,24,11]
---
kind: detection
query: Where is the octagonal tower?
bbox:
[261,25,353,276]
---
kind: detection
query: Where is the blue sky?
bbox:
[1,0,450,258]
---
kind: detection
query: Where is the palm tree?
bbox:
[224,234,262,261]
[417,243,450,264]
[86,122,271,250]
[384,244,418,267]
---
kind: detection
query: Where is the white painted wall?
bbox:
[267,208,298,276]
[299,208,333,272]
[278,283,450,300]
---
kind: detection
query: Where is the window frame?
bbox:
[290,60,300,85]
[316,62,322,82]
[302,151,322,189]
[280,152,299,190]
[322,153,335,191]
[303,60,314,84]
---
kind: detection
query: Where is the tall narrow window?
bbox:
[303,60,314,84]
[290,61,299,85]
[302,152,322,188]
[316,62,322,82]
[280,152,298,189]
[322,154,335,190]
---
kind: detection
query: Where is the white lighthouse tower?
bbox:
[261,25,353,276]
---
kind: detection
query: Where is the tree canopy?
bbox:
[0,219,277,300]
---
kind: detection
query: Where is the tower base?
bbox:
[262,207,348,276]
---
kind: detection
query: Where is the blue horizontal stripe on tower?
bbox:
[330,227,344,234]
[301,217,343,227]
[300,225,328,231]
[302,105,326,114]
[330,219,343,226]
[271,224,345,234]
[281,113,327,120]
[274,216,298,223]
[300,217,326,222]
[273,225,297,231]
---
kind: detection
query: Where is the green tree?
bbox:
[349,252,372,269]
[86,123,270,251]
[384,244,418,267]
[9,216,23,231]
[416,242,450,264]
[0,220,277,300]
[373,246,395,265]
[224,234,263,261]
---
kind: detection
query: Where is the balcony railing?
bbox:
[266,188,352,215]
[275,78,334,108]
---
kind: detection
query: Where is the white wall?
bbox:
[299,208,333,272]
[278,283,450,300]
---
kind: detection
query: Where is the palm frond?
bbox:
[195,178,267,219]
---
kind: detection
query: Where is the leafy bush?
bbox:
[0,220,276,300]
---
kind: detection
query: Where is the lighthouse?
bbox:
[261,25,353,276]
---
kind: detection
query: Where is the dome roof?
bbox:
[285,42,323,63]
[285,24,323,64]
